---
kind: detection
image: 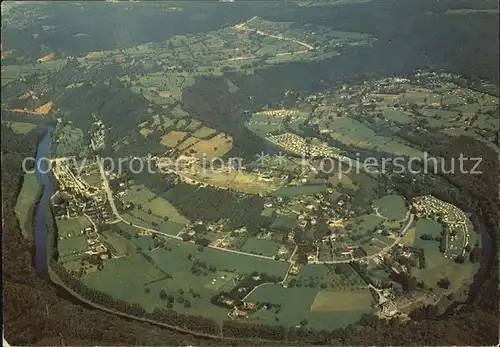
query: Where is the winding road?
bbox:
[312,213,415,265]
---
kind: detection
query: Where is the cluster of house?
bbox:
[413,195,470,258]
[51,156,114,225]
[57,223,109,260]
[266,132,341,158]
[266,192,351,225]
[254,109,301,120]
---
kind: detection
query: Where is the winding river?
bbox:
[34,126,54,279]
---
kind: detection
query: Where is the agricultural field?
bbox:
[176,136,200,151]
[310,290,373,311]
[101,229,135,256]
[373,195,407,221]
[186,132,233,159]
[411,246,479,294]
[131,235,156,251]
[401,226,417,246]
[414,218,443,246]
[271,184,327,197]
[160,130,187,147]
[124,208,186,236]
[344,214,385,234]
[192,126,217,139]
[81,162,102,187]
[58,235,88,257]
[14,172,40,239]
[297,264,367,290]
[56,215,92,238]
[138,114,176,137]
[246,283,372,329]
[82,170,102,188]
[328,173,358,190]
[51,124,85,157]
[1,59,66,86]
[80,240,287,319]
[270,216,297,230]
[185,120,202,132]
[153,241,288,276]
[2,121,37,134]
[321,116,424,158]
[142,197,189,224]
[121,184,157,205]
[380,109,415,124]
[81,253,173,307]
[120,185,189,232]
[239,238,282,257]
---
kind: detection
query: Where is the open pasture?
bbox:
[401,226,416,246]
[381,109,414,124]
[15,172,40,239]
[101,229,135,256]
[81,253,169,306]
[240,238,281,257]
[3,121,37,134]
[58,235,88,256]
[124,208,185,236]
[122,184,157,205]
[151,241,288,277]
[373,194,407,221]
[190,168,281,194]
[310,289,373,311]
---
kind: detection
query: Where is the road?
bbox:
[312,213,415,265]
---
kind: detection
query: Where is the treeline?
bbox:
[222,320,332,343]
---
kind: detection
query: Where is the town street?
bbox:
[312,213,415,264]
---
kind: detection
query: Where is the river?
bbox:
[34,126,54,279]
